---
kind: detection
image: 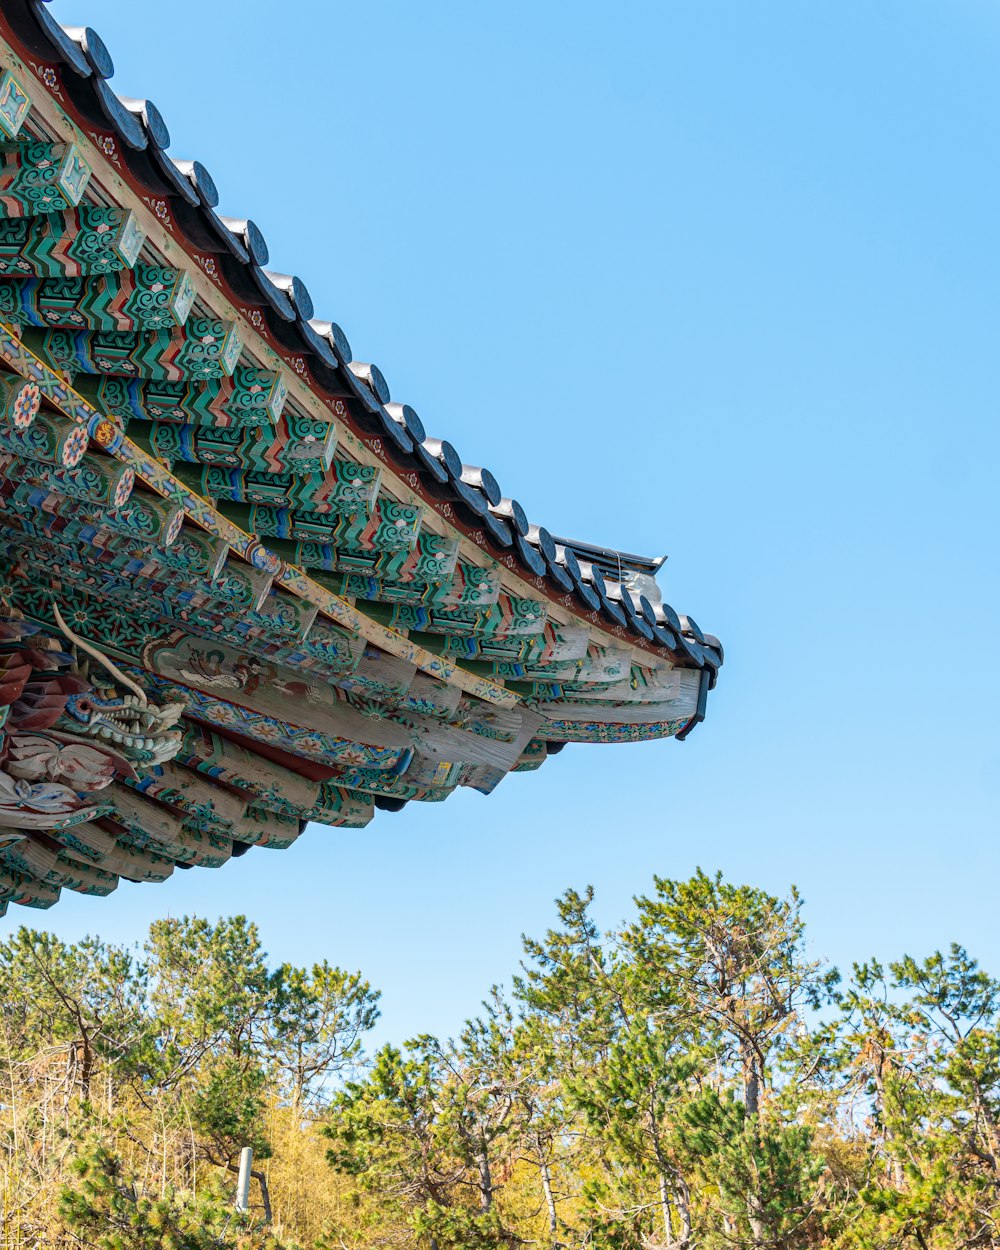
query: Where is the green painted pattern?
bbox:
[0,205,142,275]
[0,140,92,216]
[0,71,30,141]
[79,367,288,428]
[22,316,243,381]
[0,268,194,331]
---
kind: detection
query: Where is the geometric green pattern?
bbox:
[0,140,92,215]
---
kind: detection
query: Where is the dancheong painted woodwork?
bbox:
[0,3,723,913]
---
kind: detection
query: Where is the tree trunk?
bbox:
[671,1175,693,1249]
[870,1053,904,1188]
[649,1105,692,1249]
[658,1172,673,1242]
[252,1167,273,1224]
[475,1142,493,1213]
[742,1041,761,1118]
[76,1033,94,1100]
[746,1195,769,1249]
[535,1134,561,1247]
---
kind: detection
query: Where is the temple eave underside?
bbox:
[0,3,723,913]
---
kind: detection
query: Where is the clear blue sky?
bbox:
[29,0,1000,1043]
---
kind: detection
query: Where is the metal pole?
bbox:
[235,1146,253,1213]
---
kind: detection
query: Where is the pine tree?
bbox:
[58,1141,298,1249]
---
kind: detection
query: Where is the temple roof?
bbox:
[0,2,722,913]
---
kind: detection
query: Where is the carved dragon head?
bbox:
[50,605,185,766]
[57,688,184,764]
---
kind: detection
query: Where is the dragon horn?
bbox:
[51,602,149,707]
